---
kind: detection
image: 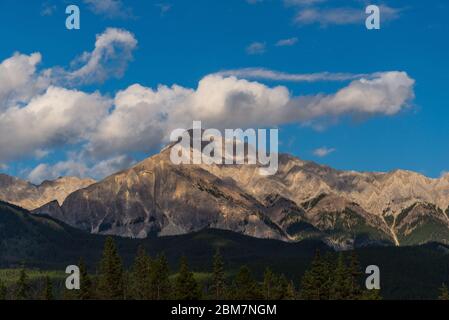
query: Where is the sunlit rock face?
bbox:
[27,143,449,248]
[0,174,95,210]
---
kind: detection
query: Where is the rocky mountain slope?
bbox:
[31,142,449,248]
[0,174,95,210]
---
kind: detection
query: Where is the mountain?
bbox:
[0,199,330,275]
[32,142,449,248]
[2,200,449,299]
[0,200,99,268]
[0,174,95,210]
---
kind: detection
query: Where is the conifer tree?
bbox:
[231,265,262,300]
[42,276,53,300]
[439,283,449,300]
[78,257,93,300]
[348,251,362,298]
[285,280,297,300]
[15,269,30,300]
[330,253,352,300]
[300,250,331,300]
[174,256,201,300]
[131,246,152,299]
[263,268,275,300]
[211,249,226,300]
[97,237,124,300]
[273,274,291,300]
[360,288,382,300]
[151,253,171,300]
[0,280,7,300]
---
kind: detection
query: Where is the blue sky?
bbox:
[0,0,448,182]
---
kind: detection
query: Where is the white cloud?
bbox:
[59,28,138,85]
[313,147,335,157]
[216,67,368,82]
[276,37,298,46]
[294,5,400,26]
[0,28,137,110]
[0,86,111,162]
[83,0,133,19]
[246,42,266,55]
[0,53,50,109]
[293,71,415,118]
[0,27,416,183]
[87,71,414,158]
[27,154,135,184]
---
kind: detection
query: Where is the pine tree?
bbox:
[329,253,352,300]
[42,276,53,300]
[263,268,275,300]
[131,246,152,299]
[78,257,93,300]
[299,250,331,300]
[439,283,449,300]
[348,251,362,299]
[150,253,171,300]
[15,269,30,300]
[230,265,262,300]
[273,274,291,300]
[211,249,226,300]
[97,237,124,300]
[285,280,297,300]
[0,280,7,300]
[360,289,382,300]
[174,256,201,300]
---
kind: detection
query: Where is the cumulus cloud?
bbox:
[0,86,111,162]
[87,71,414,158]
[0,53,50,109]
[313,147,335,157]
[290,71,415,119]
[83,0,133,19]
[246,42,266,55]
[0,27,416,183]
[0,28,137,110]
[27,154,135,184]
[59,28,138,85]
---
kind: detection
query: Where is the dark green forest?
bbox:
[1,201,449,300]
[0,236,386,300]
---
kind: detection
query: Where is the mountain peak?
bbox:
[0,175,95,210]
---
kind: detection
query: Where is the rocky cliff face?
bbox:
[30,143,449,248]
[0,174,95,210]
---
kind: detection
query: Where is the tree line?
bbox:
[1,236,448,300]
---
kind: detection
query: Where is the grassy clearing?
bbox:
[0,269,65,285]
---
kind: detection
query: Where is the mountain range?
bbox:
[1,142,449,249]
[0,174,94,210]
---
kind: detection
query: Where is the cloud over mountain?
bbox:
[0,28,415,183]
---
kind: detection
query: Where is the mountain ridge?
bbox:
[26,143,449,248]
[0,174,95,210]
